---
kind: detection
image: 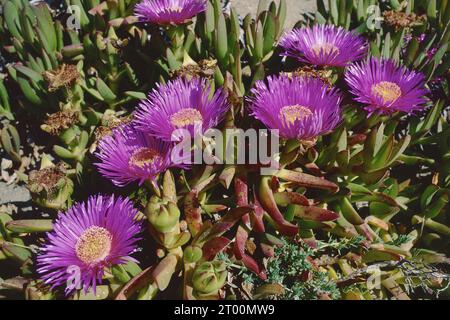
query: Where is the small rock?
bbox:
[0,181,31,205]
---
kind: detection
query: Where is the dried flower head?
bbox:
[27,163,74,209]
[41,110,78,136]
[383,10,426,31]
[44,64,80,92]
[287,66,333,87]
[28,163,68,196]
[169,59,217,80]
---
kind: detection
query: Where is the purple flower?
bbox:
[345,57,428,114]
[279,24,368,67]
[418,33,426,42]
[37,195,142,295]
[134,77,229,142]
[95,124,184,187]
[248,75,342,140]
[135,0,206,25]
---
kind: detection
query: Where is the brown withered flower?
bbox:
[383,10,426,31]
[27,163,71,199]
[288,66,333,87]
[170,59,217,80]
[41,110,78,136]
[44,64,80,92]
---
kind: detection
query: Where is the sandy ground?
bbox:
[230,0,317,28]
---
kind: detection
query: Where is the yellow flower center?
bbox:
[75,226,112,264]
[170,108,203,128]
[129,147,161,168]
[371,81,402,103]
[279,105,313,125]
[311,42,340,56]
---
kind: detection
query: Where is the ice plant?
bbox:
[37,195,142,294]
[134,0,206,25]
[248,75,342,140]
[134,77,229,142]
[345,57,428,114]
[95,124,183,187]
[279,24,367,67]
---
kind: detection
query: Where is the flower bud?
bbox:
[183,245,202,263]
[145,196,180,233]
[192,261,227,294]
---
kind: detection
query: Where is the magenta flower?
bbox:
[279,24,367,67]
[37,195,142,295]
[345,57,428,114]
[134,77,229,142]
[248,75,342,140]
[95,125,185,187]
[135,0,206,25]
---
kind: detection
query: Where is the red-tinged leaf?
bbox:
[115,266,154,300]
[184,190,203,236]
[273,192,310,206]
[300,206,340,221]
[365,216,389,231]
[348,134,367,146]
[355,223,376,242]
[276,169,338,192]
[260,243,275,257]
[303,238,318,249]
[304,163,323,176]
[258,177,298,235]
[270,176,280,192]
[235,175,251,226]
[251,194,266,233]
[233,226,248,260]
[235,175,248,205]
[276,222,299,236]
[242,255,267,280]
[202,236,231,261]
[208,206,253,238]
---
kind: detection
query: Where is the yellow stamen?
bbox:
[371,81,401,103]
[279,105,313,125]
[129,147,161,168]
[170,108,203,128]
[75,226,112,264]
[311,43,340,56]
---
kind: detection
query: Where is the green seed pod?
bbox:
[146,196,180,233]
[191,261,227,294]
